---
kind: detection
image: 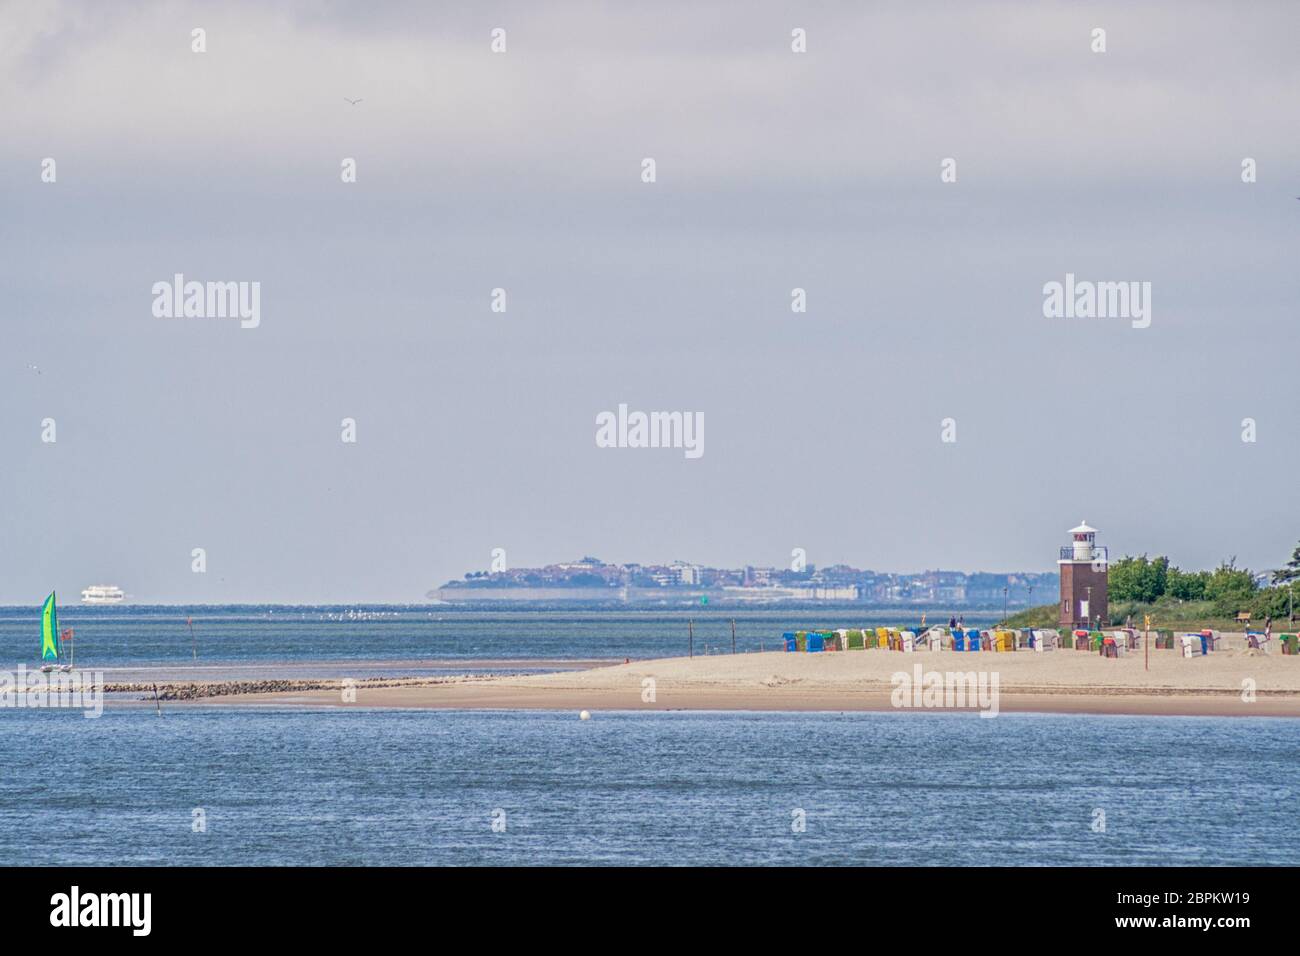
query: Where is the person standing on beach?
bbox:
[949,616,957,629]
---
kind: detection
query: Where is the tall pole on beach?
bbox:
[688,619,694,659]
[730,618,736,654]
[1144,614,1150,672]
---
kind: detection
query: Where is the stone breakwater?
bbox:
[107,675,495,701]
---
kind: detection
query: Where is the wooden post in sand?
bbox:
[731,619,737,654]
[1144,614,1151,671]
[688,619,694,659]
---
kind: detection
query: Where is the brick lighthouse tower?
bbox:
[1058,521,1108,629]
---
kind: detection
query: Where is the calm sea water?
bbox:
[4,607,1290,866]
[0,606,997,677]
[0,708,1293,866]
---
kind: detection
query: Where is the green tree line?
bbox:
[1108,541,1300,620]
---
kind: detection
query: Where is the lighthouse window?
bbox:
[1063,599,1071,615]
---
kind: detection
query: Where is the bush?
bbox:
[1109,555,1168,604]
[1248,586,1296,623]
[1167,567,1209,600]
[1205,559,1257,614]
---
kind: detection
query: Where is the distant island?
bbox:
[429,557,1057,608]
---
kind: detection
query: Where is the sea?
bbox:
[1,606,1295,866]
[0,605,991,680]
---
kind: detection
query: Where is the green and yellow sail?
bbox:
[40,591,59,661]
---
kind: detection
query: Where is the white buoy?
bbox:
[579,710,591,720]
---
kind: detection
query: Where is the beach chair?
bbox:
[952,629,966,652]
[876,627,890,649]
[806,632,824,653]
[783,632,797,652]
[900,630,916,653]
[1246,631,1270,653]
[1281,634,1298,655]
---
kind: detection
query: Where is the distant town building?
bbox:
[1058,521,1108,629]
[435,556,1058,606]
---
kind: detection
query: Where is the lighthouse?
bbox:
[1058,521,1108,629]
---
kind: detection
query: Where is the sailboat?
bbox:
[39,591,73,674]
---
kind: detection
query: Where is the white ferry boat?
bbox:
[80,584,126,605]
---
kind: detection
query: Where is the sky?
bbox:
[1,1,1297,603]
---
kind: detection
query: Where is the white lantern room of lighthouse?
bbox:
[1069,522,1097,562]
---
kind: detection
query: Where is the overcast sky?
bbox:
[2,1,1297,603]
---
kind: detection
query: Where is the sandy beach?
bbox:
[157,639,1300,717]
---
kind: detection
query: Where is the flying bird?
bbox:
[344,97,363,106]
[24,362,41,375]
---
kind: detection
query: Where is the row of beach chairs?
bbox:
[784,627,1063,653]
[782,626,1283,656]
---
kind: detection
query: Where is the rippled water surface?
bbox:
[1,708,1293,866]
